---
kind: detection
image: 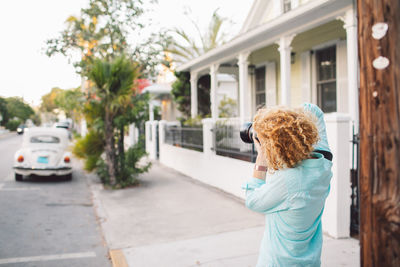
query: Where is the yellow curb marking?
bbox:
[109,250,128,267]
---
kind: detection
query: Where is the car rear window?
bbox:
[30,135,60,144]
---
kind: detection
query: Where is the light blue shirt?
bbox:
[243,103,333,267]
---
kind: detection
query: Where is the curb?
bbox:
[90,181,130,267]
[109,250,129,267]
[80,159,130,267]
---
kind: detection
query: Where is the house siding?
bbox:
[246,20,347,109]
[249,45,281,107]
[292,20,346,52]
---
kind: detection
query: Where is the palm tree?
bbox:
[88,55,139,185]
[164,9,230,64]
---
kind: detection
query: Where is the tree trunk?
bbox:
[104,107,117,185]
[118,124,125,180]
[358,0,400,266]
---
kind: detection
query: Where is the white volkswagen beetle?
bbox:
[13,127,72,181]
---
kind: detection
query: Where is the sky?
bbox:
[0,0,253,107]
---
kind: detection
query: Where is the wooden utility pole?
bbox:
[358,0,400,266]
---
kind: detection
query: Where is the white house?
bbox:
[146,0,359,239]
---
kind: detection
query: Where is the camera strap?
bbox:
[313,150,333,161]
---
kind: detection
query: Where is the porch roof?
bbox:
[176,0,352,73]
[142,83,171,95]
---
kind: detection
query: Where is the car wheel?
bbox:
[65,173,72,181]
[15,173,23,181]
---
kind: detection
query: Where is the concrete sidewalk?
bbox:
[88,161,359,267]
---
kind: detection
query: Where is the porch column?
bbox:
[149,101,154,121]
[210,64,219,119]
[342,9,359,132]
[128,123,135,147]
[277,35,295,106]
[80,119,87,137]
[190,72,198,118]
[238,52,251,123]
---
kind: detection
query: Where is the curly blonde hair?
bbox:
[253,107,319,171]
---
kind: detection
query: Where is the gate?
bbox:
[156,124,159,159]
[350,127,360,236]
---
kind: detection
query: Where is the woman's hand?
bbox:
[253,133,268,181]
[254,135,268,166]
[254,136,262,153]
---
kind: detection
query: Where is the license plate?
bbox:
[37,156,49,164]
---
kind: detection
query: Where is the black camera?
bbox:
[240,122,258,143]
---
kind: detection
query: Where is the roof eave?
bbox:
[176,0,352,73]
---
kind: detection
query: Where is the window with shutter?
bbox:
[316,46,337,112]
[255,66,266,108]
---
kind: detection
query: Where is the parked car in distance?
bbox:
[55,121,70,130]
[13,127,72,181]
[16,124,27,135]
[55,121,72,139]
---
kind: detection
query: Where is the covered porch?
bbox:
[178,0,358,128]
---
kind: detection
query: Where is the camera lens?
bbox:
[240,122,254,143]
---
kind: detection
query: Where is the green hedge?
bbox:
[5,120,21,131]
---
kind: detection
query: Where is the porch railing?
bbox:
[164,125,203,152]
[213,121,257,163]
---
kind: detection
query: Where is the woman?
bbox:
[243,103,333,267]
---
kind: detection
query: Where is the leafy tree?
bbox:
[46,0,141,70]
[1,97,35,130]
[46,0,157,188]
[54,87,85,121]
[40,87,63,113]
[29,113,42,126]
[46,0,163,77]
[6,97,34,122]
[0,97,9,126]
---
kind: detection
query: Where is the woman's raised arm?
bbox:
[303,103,331,152]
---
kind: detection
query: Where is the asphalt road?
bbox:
[0,134,111,267]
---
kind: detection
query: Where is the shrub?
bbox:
[73,130,104,171]
[124,141,151,175]
[95,157,109,185]
[183,115,204,127]
[218,96,237,118]
[5,119,21,131]
[72,130,81,139]
[115,140,150,187]
[85,155,101,172]
[96,140,151,188]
